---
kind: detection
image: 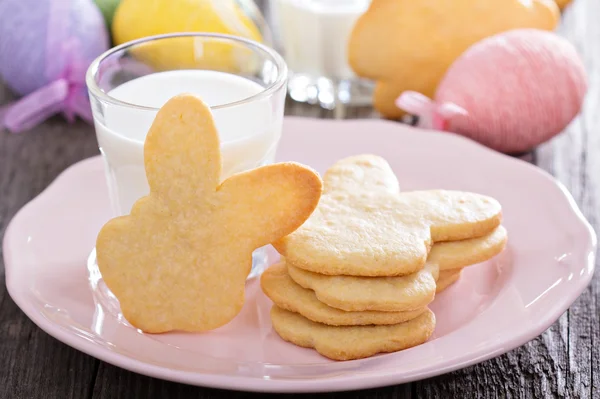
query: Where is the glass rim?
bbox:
[85,32,288,111]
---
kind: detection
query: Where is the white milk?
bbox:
[94,70,282,216]
[270,0,370,80]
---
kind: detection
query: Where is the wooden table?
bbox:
[1,1,598,398]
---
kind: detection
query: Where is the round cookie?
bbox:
[436,269,463,293]
[286,261,439,312]
[270,306,436,361]
[429,225,507,271]
[261,263,427,326]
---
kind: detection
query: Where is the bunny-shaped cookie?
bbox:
[273,155,502,276]
[347,0,559,119]
[96,94,322,333]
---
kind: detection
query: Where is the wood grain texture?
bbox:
[537,1,600,397]
[0,0,598,398]
[0,85,100,399]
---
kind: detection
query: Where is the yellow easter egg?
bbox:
[348,0,560,119]
[112,0,264,72]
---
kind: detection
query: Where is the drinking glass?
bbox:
[268,0,374,111]
[86,33,288,280]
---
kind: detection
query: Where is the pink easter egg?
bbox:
[397,29,587,153]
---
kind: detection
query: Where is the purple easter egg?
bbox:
[0,0,109,97]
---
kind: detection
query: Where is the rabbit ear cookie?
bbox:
[96,94,322,334]
[323,154,399,194]
[143,94,222,204]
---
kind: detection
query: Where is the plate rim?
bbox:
[3,117,597,393]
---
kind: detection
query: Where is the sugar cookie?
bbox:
[323,154,399,194]
[282,224,505,312]
[429,225,507,271]
[286,261,439,312]
[274,155,502,276]
[270,306,436,361]
[261,262,427,326]
[96,94,323,333]
[347,0,559,118]
[436,269,463,293]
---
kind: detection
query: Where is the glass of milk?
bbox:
[268,0,373,111]
[86,33,288,279]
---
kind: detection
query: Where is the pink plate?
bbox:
[3,118,596,393]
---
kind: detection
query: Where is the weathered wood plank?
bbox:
[0,85,100,399]
[91,362,413,399]
[537,0,600,397]
[413,328,570,397]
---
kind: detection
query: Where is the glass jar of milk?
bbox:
[268,0,373,110]
[86,33,287,280]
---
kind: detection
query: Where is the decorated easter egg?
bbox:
[112,0,268,71]
[0,0,109,133]
[348,0,560,119]
[0,0,109,97]
[396,29,587,154]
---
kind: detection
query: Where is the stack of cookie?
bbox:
[261,155,507,361]
[430,225,507,294]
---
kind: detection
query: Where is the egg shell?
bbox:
[436,29,587,153]
[0,0,109,97]
[348,0,560,119]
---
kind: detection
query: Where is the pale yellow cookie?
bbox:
[429,225,507,271]
[283,225,506,312]
[274,156,502,277]
[347,0,559,119]
[261,262,427,326]
[323,154,399,194]
[270,306,436,361]
[436,269,463,293]
[96,94,323,333]
[287,260,439,312]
